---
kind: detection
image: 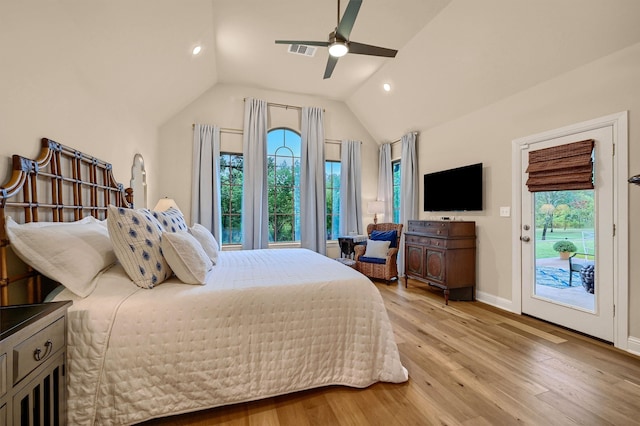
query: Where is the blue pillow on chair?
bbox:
[370,230,398,248]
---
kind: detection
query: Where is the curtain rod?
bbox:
[326,139,362,145]
[192,124,243,134]
[242,98,326,112]
[243,98,301,111]
[390,131,419,145]
[192,125,353,144]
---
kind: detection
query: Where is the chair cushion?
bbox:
[359,256,387,265]
[370,230,398,248]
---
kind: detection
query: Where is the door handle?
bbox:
[520,236,530,242]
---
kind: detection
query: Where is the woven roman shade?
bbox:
[526,139,594,192]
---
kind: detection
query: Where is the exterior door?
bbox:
[520,126,614,342]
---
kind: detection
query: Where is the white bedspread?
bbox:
[54,248,408,425]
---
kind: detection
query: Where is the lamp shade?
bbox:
[367,200,385,215]
[154,198,180,212]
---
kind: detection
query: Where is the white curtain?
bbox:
[339,140,363,236]
[242,98,269,250]
[399,132,418,275]
[190,123,222,243]
[378,143,393,221]
[300,107,327,254]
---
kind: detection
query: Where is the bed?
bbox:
[0,139,408,425]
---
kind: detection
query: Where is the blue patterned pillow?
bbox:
[107,205,172,288]
[149,207,188,233]
[370,230,398,248]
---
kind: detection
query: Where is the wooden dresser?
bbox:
[404,220,476,304]
[0,301,72,425]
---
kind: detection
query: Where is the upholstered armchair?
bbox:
[354,223,403,283]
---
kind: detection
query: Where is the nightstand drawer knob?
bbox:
[33,340,53,361]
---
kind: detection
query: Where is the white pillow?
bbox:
[107,205,172,289]
[363,239,391,259]
[5,216,116,297]
[161,231,213,285]
[189,223,219,265]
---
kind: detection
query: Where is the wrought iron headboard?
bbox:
[0,138,132,305]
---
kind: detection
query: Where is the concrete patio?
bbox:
[534,257,595,311]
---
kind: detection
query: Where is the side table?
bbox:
[338,235,367,258]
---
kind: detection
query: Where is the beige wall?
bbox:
[157,83,381,257]
[0,2,170,195]
[412,42,640,343]
[0,66,157,194]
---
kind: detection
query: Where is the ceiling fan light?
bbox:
[328,41,348,57]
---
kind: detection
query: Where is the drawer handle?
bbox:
[33,340,53,361]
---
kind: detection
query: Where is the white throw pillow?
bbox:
[189,223,219,265]
[107,205,172,289]
[161,231,213,285]
[363,239,391,259]
[5,216,116,297]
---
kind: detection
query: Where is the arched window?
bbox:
[267,128,301,242]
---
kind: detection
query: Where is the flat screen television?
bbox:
[423,163,483,211]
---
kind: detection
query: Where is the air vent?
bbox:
[288,44,317,57]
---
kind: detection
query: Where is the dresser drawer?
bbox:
[408,221,450,237]
[12,317,65,385]
[428,238,447,248]
[405,234,448,248]
[406,234,431,245]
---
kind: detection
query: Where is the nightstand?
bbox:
[0,301,72,425]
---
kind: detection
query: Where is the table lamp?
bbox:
[154,197,181,212]
[367,200,385,224]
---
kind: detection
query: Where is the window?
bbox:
[267,128,301,242]
[392,160,401,223]
[220,153,243,245]
[326,161,341,240]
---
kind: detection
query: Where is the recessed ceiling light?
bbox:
[192,45,202,56]
[383,83,391,92]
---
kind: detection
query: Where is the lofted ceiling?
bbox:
[212,0,451,99]
[5,1,640,142]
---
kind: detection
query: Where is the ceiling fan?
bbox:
[275,0,398,79]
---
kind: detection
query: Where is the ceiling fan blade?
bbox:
[323,56,339,79]
[275,40,330,47]
[336,0,362,40]
[348,41,398,58]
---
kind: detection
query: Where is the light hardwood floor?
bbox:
[140,279,640,425]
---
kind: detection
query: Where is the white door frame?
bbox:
[511,111,628,350]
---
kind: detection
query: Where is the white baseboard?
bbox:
[475,290,516,313]
[626,336,640,356]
